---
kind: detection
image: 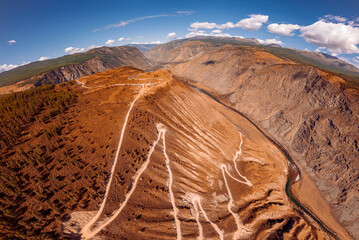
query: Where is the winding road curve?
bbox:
[74,78,259,240]
[76,77,184,239]
[78,81,146,239]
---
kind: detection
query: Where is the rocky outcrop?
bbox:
[148,43,359,239]
[30,46,154,86]
[34,57,108,86]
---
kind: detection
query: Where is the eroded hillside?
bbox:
[146,40,358,239]
[63,68,336,239]
[0,67,342,239]
[0,46,154,95]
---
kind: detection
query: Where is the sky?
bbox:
[1,0,359,73]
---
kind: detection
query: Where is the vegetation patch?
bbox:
[0,53,95,87]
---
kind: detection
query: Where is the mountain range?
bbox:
[0,37,358,240]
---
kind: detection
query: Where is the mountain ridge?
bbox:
[0,46,154,91]
[145,39,359,239]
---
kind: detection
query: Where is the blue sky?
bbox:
[1,0,359,72]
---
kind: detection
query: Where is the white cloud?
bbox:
[212,29,222,34]
[218,22,236,29]
[104,14,172,30]
[38,56,49,61]
[338,56,359,68]
[185,29,235,38]
[352,56,359,67]
[315,47,327,53]
[267,23,301,36]
[65,47,85,54]
[0,64,18,73]
[235,14,268,30]
[129,41,161,45]
[257,38,284,45]
[189,14,268,31]
[186,30,207,38]
[87,45,101,50]
[101,11,196,31]
[8,40,16,45]
[190,22,218,29]
[322,15,347,23]
[118,37,131,42]
[177,11,196,15]
[301,20,359,54]
[106,39,115,45]
[21,61,30,66]
[167,32,177,40]
[348,17,359,27]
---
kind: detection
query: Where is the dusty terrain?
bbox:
[0,80,34,95]
[59,67,336,239]
[1,39,357,239]
[145,41,358,239]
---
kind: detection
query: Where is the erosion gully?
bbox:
[181,79,339,240]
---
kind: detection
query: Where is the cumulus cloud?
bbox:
[348,17,359,27]
[185,29,236,38]
[186,30,207,38]
[65,47,85,54]
[151,41,161,44]
[212,30,222,34]
[118,37,131,42]
[190,22,218,29]
[301,20,359,54]
[106,39,115,45]
[267,23,301,36]
[236,14,268,30]
[257,38,284,45]
[8,40,16,45]
[0,64,18,73]
[189,14,268,31]
[167,32,177,40]
[38,56,49,61]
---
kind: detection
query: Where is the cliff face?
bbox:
[34,57,108,86]
[30,46,154,86]
[147,44,359,239]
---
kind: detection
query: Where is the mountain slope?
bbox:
[146,39,358,239]
[125,43,159,53]
[0,67,341,239]
[146,37,359,84]
[0,46,154,90]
